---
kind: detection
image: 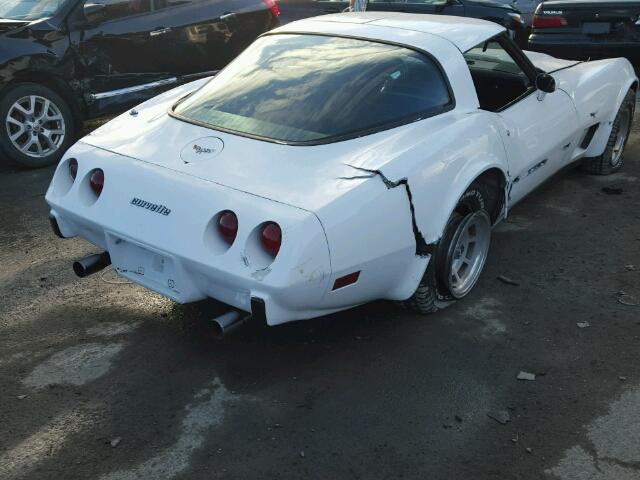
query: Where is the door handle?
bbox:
[220,12,235,20]
[149,27,171,36]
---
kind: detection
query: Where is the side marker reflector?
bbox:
[332,271,361,290]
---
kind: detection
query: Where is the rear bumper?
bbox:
[528,35,640,62]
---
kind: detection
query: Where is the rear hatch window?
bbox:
[171,33,453,144]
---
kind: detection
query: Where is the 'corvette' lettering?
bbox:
[130,197,171,216]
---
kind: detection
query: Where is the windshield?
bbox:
[172,34,452,144]
[0,0,66,21]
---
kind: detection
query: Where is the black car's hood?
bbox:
[463,0,518,11]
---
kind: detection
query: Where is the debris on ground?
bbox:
[487,410,511,425]
[577,322,590,329]
[110,437,122,448]
[602,185,623,195]
[517,371,536,381]
[617,293,639,307]
[16,394,27,400]
[497,275,519,286]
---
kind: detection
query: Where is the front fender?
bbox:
[553,57,637,158]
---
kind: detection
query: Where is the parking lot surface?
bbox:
[1,105,640,479]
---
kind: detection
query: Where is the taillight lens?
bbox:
[261,222,281,257]
[262,0,280,17]
[89,169,104,197]
[533,15,568,28]
[218,210,238,245]
[68,158,78,180]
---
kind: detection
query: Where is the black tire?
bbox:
[582,89,635,175]
[403,181,492,314]
[0,82,75,168]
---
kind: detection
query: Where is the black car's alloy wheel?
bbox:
[0,83,74,168]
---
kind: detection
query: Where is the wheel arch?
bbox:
[432,164,509,243]
[582,61,637,158]
[1,71,85,130]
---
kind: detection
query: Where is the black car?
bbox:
[529,0,640,64]
[314,0,528,43]
[0,0,279,168]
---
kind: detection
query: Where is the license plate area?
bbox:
[582,22,610,34]
[109,236,181,298]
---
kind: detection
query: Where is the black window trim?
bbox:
[76,0,192,27]
[465,32,541,113]
[169,31,457,147]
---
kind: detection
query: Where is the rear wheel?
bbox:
[0,83,75,168]
[403,182,492,314]
[582,89,634,175]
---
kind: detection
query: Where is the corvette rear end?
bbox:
[47,140,337,325]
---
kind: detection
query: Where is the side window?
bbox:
[463,39,533,112]
[84,0,151,23]
[152,0,200,10]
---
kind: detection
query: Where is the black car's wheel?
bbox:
[0,83,75,168]
[582,89,634,176]
[403,182,492,314]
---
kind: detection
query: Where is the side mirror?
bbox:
[536,73,556,94]
[83,2,106,23]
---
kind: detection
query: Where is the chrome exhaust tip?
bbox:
[212,310,250,337]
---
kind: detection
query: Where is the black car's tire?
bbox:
[403,181,493,314]
[582,89,634,176]
[0,83,75,168]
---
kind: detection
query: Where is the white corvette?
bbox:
[46,13,636,331]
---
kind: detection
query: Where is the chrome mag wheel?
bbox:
[5,95,66,158]
[446,210,492,299]
[611,108,631,168]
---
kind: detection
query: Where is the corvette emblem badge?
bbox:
[180,136,224,163]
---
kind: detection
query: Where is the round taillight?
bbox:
[261,222,281,257]
[218,210,238,245]
[89,169,104,197]
[68,158,78,180]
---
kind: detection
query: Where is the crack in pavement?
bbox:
[547,386,640,479]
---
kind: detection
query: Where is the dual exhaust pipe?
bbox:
[73,251,111,278]
[72,251,250,337]
[211,310,251,338]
